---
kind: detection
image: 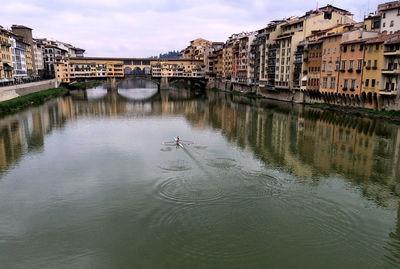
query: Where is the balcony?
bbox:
[347,68,353,73]
[356,69,362,73]
[349,87,355,92]
[380,89,398,95]
[381,69,400,75]
[340,69,346,73]
[327,70,332,75]
[342,87,348,91]
[384,50,400,56]
[1,41,11,47]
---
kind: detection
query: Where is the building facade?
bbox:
[0,26,13,85]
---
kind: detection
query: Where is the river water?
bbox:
[0,79,400,268]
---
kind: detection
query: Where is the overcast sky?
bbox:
[0,0,384,57]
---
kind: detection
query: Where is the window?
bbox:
[335,61,339,71]
[374,60,378,68]
[358,60,363,70]
[376,44,380,50]
[351,79,356,89]
[330,77,336,89]
[343,46,347,52]
[323,77,328,88]
[322,60,326,72]
[349,60,354,69]
[328,48,330,54]
[383,12,386,19]
[383,22,386,27]
[365,79,369,87]
[372,79,376,88]
[367,60,371,67]
[334,48,336,54]
[341,60,346,70]
[344,79,348,89]
[390,20,394,27]
[360,45,364,51]
[351,45,355,52]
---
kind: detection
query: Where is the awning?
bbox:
[3,63,13,71]
[301,75,308,81]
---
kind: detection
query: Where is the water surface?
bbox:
[0,79,400,268]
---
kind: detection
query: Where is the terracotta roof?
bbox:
[365,33,400,44]
[341,38,375,45]
[319,33,342,40]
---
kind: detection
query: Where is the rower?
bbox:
[176,136,180,144]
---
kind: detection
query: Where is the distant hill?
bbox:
[150,50,180,59]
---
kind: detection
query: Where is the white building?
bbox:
[379,1,400,34]
[9,34,28,81]
[33,40,44,76]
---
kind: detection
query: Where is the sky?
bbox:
[0,0,384,57]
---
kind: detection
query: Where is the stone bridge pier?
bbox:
[106,77,118,91]
[160,77,169,90]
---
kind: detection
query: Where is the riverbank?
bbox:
[311,103,400,124]
[0,87,68,116]
[208,86,400,124]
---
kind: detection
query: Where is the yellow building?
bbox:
[180,38,212,60]
[55,57,205,83]
[0,27,13,84]
[363,14,381,32]
[362,34,399,108]
[152,59,204,78]
[24,43,33,77]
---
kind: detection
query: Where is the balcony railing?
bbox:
[382,69,400,75]
[356,69,362,73]
[384,50,400,56]
[380,89,398,95]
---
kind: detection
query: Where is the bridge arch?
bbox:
[124,67,132,75]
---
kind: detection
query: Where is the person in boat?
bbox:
[176,136,180,144]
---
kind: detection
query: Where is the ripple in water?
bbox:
[193,146,207,150]
[149,202,275,266]
[160,147,173,152]
[154,176,224,204]
[273,192,365,251]
[158,160,192,172]
[223,170,290,200]
[206,157,236,169]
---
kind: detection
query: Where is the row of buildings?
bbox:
[183,2,400,109]
[0,24,84,86]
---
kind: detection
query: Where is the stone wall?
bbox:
[0,79,59,102]
[206,78,400,110]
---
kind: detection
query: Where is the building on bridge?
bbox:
[54,57,205,83]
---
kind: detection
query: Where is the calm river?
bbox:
[1,79,400,268]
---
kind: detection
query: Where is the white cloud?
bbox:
[0,0,384,57]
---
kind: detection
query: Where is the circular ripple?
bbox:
[149,202,276,265]
[206,158,236,169]
[223,170,290,200]
[158,160,192,172]
[154,176,224,204]
[273,192,364,250]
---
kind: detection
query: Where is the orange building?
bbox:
[319,33,342,94]
[307,40,322,91]
[338,39,367,98]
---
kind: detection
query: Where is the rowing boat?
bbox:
[174,137,184,148]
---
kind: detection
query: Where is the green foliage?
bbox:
[0,88,68,115]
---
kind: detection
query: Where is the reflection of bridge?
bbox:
[106,75,207,91]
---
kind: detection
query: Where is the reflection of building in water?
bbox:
[1,90,400,208]
[0,121,23,171]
